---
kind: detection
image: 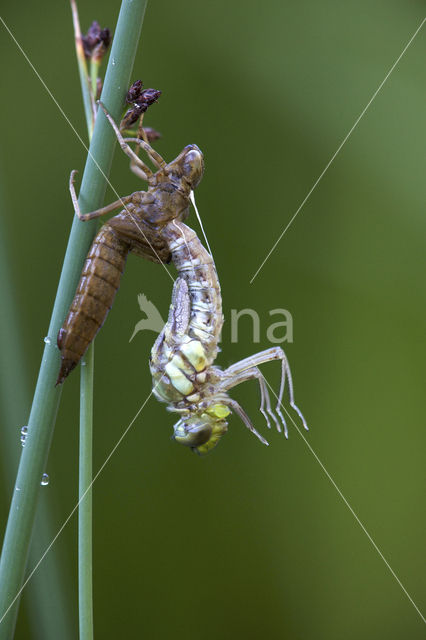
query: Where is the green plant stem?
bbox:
[79,346,94,640]
[0,1,148,637]
[90,60,101,102]
[74,27,96,640]
[71,5,96,636]
[70,0,95,135]
[0,184,75,639]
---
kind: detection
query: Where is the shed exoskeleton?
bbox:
[56,104,203,385]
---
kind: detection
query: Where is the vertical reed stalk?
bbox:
[0,1,148,637]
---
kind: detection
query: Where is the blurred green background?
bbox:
[0,1,425,638]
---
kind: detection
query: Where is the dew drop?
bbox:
[41,473,49,486]
[111,57,116,66]
[20,425,28,447]
[44,336,51,345]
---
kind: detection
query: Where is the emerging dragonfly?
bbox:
[57,103,308,454]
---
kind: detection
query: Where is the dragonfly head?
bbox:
[180,145,204,190]
[172,410,228,455]
[166,144,204,192]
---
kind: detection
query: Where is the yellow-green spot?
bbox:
[170,353,194,377]
[206,404,230,419]
[165,362,194,396]
[195,419,228,455]
[180,340,207,372]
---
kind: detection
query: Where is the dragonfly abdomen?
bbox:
[168,222,223,357]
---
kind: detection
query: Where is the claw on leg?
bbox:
[69,170,80,217]
[278,356,309,434]
[258,373,282,433]
[68,170,131,222]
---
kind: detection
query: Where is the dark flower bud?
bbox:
[120,82,162,130]
[126,80,144,103]
[92,28,111,62]
[139,88,161,108]
[99,28,111,48]
[142,127,161,142]
[82,21,111,61]
[120,104,145,129]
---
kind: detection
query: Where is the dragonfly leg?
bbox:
[99,102,162,176]
[129,160,151,182]
[219,366,282,433]
[221,347,308,437]
[123,137,166,171]
[128,114,151,181]
[277,352,309,434]
[69,170,132,221]
[224,398,269,446]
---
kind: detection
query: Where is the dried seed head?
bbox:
[139,88,162,108]
[120,105,143,129]
[143,127,161,142]
[99,28,111,47]
[92,30,111,62]
[120,81,162,129]
[125,80,161,109]
[82,21,100,57]
[82,21,111,61]
[126,80,144,103]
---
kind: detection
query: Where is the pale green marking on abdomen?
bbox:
[180,340,207,372]
[165,361,194,396]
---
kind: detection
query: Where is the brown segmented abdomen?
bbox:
[56,224,129,385]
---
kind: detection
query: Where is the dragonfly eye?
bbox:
[182,146,204,189]
[172,414,228,455]
[173,417,211,447]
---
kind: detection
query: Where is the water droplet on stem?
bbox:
[20,425,28,447]
[41,473,49,486]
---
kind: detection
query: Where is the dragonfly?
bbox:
[57,103,308,454]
